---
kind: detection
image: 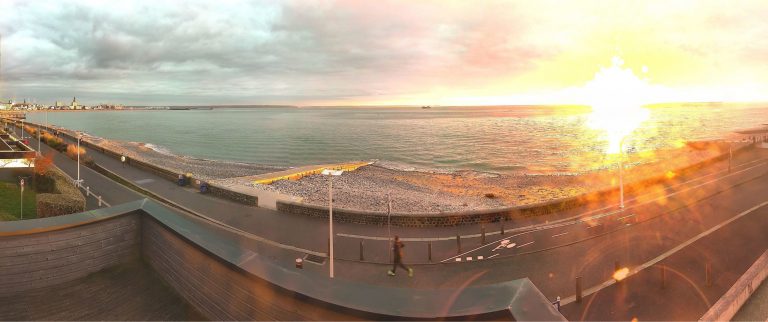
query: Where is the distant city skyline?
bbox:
[1,0,768,106]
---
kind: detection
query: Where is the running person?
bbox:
[388,236,413,277]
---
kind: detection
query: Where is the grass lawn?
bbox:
[0,181,37,221]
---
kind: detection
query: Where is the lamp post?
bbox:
[321,169,344,278]
[19,177,24,220]
[20,119,24,139]
[619,140,624,209]
[387,191,392,263]
[728,142,733,173]
[76,135,82,185]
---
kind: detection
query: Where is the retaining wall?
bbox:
[0,199,552,320]
[141,216,343,320]
[0,212,141,296]
[699,250,768,321]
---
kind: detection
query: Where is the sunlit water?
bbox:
[26,104,768,175]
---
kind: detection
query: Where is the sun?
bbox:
[585,56,651,154]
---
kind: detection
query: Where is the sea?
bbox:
[25,104,768,175]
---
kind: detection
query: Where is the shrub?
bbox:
[41,133,66,152]
[34,172,57,193]
[23,125,37,137]
[65,144,86,159]
[34,152,55,175]
[36,167,85,218]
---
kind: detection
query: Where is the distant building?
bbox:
[71,97,79,109]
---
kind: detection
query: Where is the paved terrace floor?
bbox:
[10,123,768,320]
[733,279,768,321]
[0,260,205,321]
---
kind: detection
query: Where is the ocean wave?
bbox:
[142,143,175,156]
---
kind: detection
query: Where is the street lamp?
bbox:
[76,135,83,186]
[37,123,41,156]
[321,168,343,278]
[387,191,392,263]
[618,140,625,209]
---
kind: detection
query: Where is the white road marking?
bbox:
[488,254,500,259]
[586,223,602,229]
[552,232,569,238]
[455,258,461,262]
[517,241,534,248]
[343,159,767,246]
[477,256,484,260]
[505,243,516,249]
[560,200,768,306]
[438,159,768,263]
[492,240,515,252]
[466,257,472,261]
[617,213,636,221]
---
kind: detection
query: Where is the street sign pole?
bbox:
[20,178,24,220]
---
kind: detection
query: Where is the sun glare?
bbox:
[586,57,651,154]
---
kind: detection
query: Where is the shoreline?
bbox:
[41,123,742,214]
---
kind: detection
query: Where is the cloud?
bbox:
[0,0,767,105]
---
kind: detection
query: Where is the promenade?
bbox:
[8,122,768,320]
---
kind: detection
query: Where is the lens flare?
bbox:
[613,267,630,281]
[586,56,651,154]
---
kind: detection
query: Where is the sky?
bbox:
[1,0,767,106]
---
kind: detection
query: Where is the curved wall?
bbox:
[0,211,140,296]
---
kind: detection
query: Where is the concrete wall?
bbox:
[0,213,141,296]
[0,200,547,320]
[141,216,341,320]
[699,250,768,321]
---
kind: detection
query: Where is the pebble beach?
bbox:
[66,126,737,214]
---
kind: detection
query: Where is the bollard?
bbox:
[295,258,303,269]
[428,241,432,262]
[660,266,666,289]
[98,195,102,207]
[706,263,712,287]
[481,226,486,245]
[500,220,505,236]
[456,234,462,254]
[359,240,364,261]
[576,276,583,303]
[615,261,620,272]
[86,186,90,196]
[553,296,561,312]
